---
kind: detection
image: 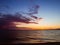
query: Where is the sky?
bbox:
[0,0,60,29]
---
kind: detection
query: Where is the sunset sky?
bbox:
[0,0,60,29]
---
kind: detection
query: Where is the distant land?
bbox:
[37,28,60,30]
[15,27,60,30]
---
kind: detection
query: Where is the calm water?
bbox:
[0,30,60,44]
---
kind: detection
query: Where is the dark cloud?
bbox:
[0,5,43,30]
[0,13,36,29]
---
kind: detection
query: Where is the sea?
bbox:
[0,30,60,44]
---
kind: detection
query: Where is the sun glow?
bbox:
[12,19,60,30]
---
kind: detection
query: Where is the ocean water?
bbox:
[0,30,60,44]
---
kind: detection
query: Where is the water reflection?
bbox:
[0,30,60,44]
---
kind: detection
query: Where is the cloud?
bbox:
[0,4,10,13]
[0,5,43,30]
